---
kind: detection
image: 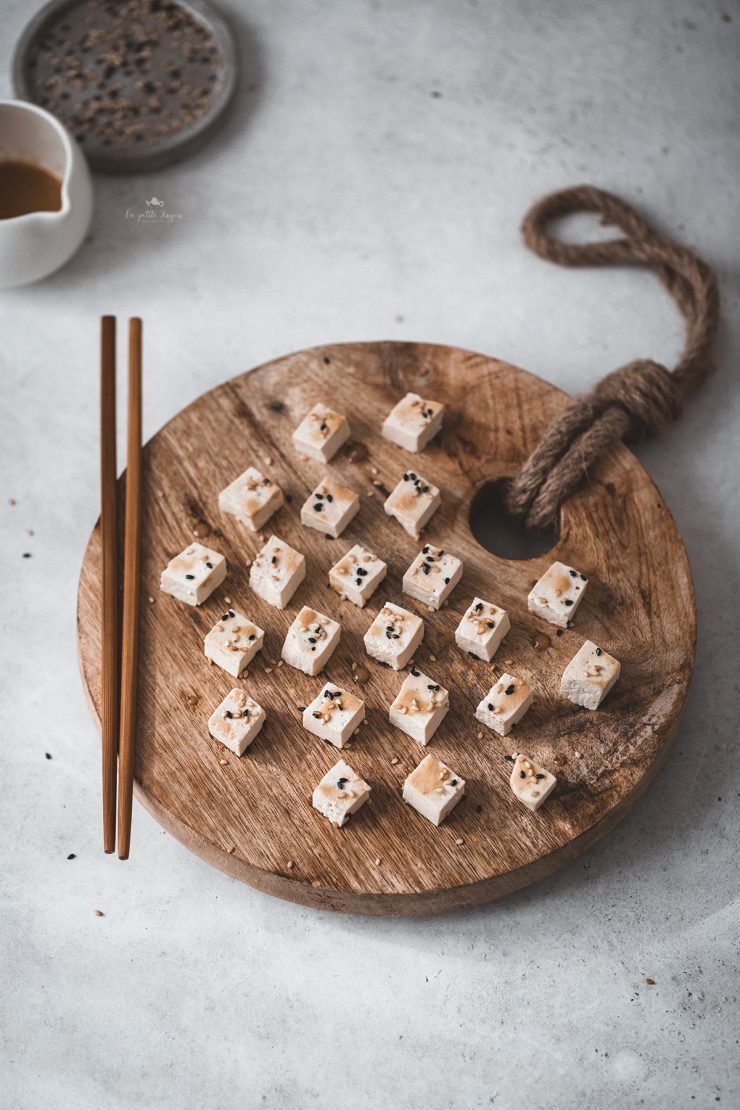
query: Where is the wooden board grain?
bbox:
[77,342,696,915]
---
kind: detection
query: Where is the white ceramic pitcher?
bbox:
[0,99,93,288]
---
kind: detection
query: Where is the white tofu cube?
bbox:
[389,668,449,746]
[282,606,341,675]
[249,534,306,609]
[218,466,284,532]
[509,754,557,812]
[402,543,462,611]
[363,601,424,670]
[455,597,511,662]
[384,470,441,539]
[292,402,350,462]
[328,544,387,607]
[475,673,533,736]
[527,560,589,628]
[560,639,621,710]
[207,688,266,756]
[312,759,371,827]
[302,682,365,748]
[159,542,226,606]
[381,391,445,452]
[204,608,264,677]
[300,478,360,538]
[402,753,465,826]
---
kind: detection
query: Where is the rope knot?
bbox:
[592,358,681,438]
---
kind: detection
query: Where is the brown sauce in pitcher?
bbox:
[0,161,62,219]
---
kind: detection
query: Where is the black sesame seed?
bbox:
[505,684,516,695]
[403,473,410,481]
[409,472,417,481]
[308,636,317,643]
[229,610,235,617]
[312,711,321,719]
[313,502,323,512]
[271,556,278,565]
[570,569,577,577]
[386,630,393,639]
[422,545,429,554]
[185,573,195,579]
[22,552,31,558]
[262,478,270,486]
[67,853,76,860]
[421,563,430,575]
[595,647,602,656]
[324,534,334,540]
[326,493,333,502]
[450,778,458,786]
[580,573,587,581]
[556,629,563,637]
[323,355,331,364]
[504,754,515,762]
[427,683,440,691]
[297,706,306,712]
[536,773,545,780]
[206,561,213,568]
[444,577,450,584]
[474,602,483,612]
[356,578,362,586]
[564,598,574,606]
[411,668,420,676]
[486,620,494,628]
[319,422,328,432]
[519,770,526,779]
[337,777,348,789]
[45,752,52,760]
[221,613,230,621]
[315,492,324,499]
[225,710,233,718]
[487,703,494,711]
[356,567,367,577]
[248,634,255,641]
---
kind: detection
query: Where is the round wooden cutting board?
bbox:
[77,342,696,915]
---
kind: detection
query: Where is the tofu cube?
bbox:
[382,391,445,452]
[527,560,588,628]
[402,753,465,826]
[509,754,557,812]
[363,601,424,670]
[218,466,283,532]
[292,402,350,462]
[300,478,360,538]
[402,543,463,611]
[455,597,511,662]
[204,608,264,677]
[207,688,265,756]
[302,682,365,748]
[389,668,449,746]
[560,639,621,710]
[249,534,306,609]
[282,606,341,675]
[475,673,533,736]
[384,470,441,538]
[160,542,226,606]
[312,759,371,827]
[328,543,387,607]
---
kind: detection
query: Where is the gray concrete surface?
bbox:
[1,2,738,1108]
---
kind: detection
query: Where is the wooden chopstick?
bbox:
[117,318,143,859]
[100,316,119,854]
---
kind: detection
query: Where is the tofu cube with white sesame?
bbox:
[218,466,283,532]
[475,674,533,736]
[363,601,424,670]
[560,640,621,710]
[389,668,449,746]
[292,402,350,462]
[312,759,371,827]
[403,753,465,826]
[455,597,510,662]
[302,682,365,748]
[282,606,341,676]
[509,754,557,812]
[382,392,444,452]
[328,544,387,607]
[249,534,306,609]
[527,560,588,628]
[384,471,441,538]
[402,543,462,611]
[207,688,265,756]
[300,478,360,538]
[159,542,226,606]
[204,608,264,677]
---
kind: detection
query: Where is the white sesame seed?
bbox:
[374,857,381,866]
[455,838,464,846]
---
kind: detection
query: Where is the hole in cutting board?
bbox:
[469,479,557,561]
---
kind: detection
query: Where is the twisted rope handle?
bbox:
[505,185,720,531]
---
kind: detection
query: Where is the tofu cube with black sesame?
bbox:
[560,640,621,709]
[159,542,226,606]
[509,754,557,812]
[207,688,265,756]
[389,668,449,745]
[402,753,465,826]
[402,543,462,611]
[249,534,306,609]
[381,391,445,452]
[384,470,441,538]
[312,759,371,827]
[454,597,510,662]
[527,560,588,627]
[328,543,387,607]
[475,673,533,736]
[282,606,341,676]
[302,682,365,748]
[292,402,350,462]
[363,601,424,670]
[300,478,360,538]
[204,608,264,677]
[218,465,284,532]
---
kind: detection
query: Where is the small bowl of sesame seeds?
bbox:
[11,0,238,172]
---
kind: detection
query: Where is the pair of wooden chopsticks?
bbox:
[100,316,142,859]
